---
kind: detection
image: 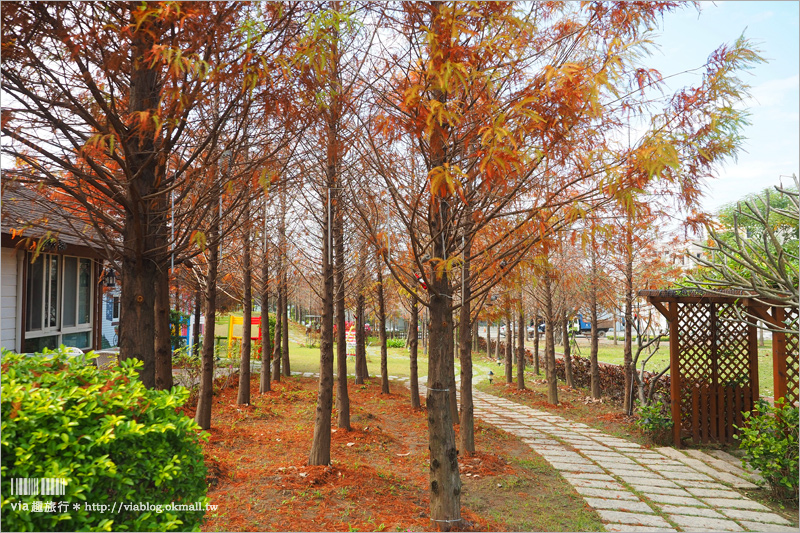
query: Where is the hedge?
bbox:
[1,348,209,532]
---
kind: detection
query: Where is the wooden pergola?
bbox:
[640,289,798,448]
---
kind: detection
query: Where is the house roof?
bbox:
[1,180,99,248]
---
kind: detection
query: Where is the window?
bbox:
[112,296,120,321]
[24,253,93,352]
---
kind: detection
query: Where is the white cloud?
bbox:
[745,74,800,108]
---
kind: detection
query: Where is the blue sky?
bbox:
[650,1,799,213]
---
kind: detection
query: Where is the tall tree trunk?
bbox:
[494,320,501,361]
[154,264,173,390]
[613,308,618,345]
[272,289,282,382]
[471,320,478,352]
[259,221,271,393]
[355,292,368,383]
[486,318,492,357]
[589,242,600,398]
[118,16,161,389]
[562,313,573,388]
[309,176,335,466]
[409,298,421,409]
[377,265,389,394]
[623,225,634,415]
[505,312,513,383]
[544,273,558,405]
[517,303,525,390]
[237,198,252,405]
[459,233,474,453]
[280,187,290,377]
[533,304,540,375]
[334,190,350,429]
[192,288,201,358]
[195,189,219,430]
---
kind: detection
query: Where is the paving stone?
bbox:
[719,509,792,524]
[668,514,743,531]
[684,487,745,499]
[702,498,770,511]
[617,476,680,488]
[607,468,664,479]
[628,485,692,497]
[642,493,708,507]
[648,463,702,472]
[563,472,617,481]
[737,521,799,532]
[565,479,623,489]
[547,461,605,473]
[573,486,640,501]
[655,447,758,488]
[655,469,715,481]
[685,449,764,483]
[657,504,723,518]
[672,479,730,489]
[584,498,653,513]
[593,458,640,468]
[596,510,673,528]
[603,524,677,532]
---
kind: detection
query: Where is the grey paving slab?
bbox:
[668,514,744,531]
[596,510,673,528]
[656,447,759,489]
[607,468,665,479]
[672,479,731,489]
[573,486,641,501]
[603,524,677,532]
[630,485,693,497]
[563,472,618,481]
[738,520,799,532]
[657,504,724,518]
[584,497,653,513]
[701,498,771,511]
[547,461,605,473]
[617,476,681,488]
[719,509,792,524]
[642,493,709,507]
[565,478,626,490]
[656,469,715,481]
[685,449,764,483]
[684,487,746,499]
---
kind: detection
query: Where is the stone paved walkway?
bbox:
[400,377,796,533]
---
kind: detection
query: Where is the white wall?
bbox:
[1,248,19,351]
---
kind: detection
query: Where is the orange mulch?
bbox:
[187,374,511,532]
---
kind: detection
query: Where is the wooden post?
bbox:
[747,309,759,401]
[772,306,787,402]
[669,300,681,448]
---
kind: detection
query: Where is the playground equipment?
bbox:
[227,315,264,352]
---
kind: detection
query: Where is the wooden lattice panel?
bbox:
[715,303,751,387]
[785,307,799,406]
[677,303,713,435]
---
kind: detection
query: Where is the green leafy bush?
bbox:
[1,348,209,531]
[735,399,799,501]
[386,338,405,348]
[635,399,673,444]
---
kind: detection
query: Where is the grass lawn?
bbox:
[213,313,780,399]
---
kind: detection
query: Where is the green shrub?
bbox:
[735,399,799,501]
[386,338,405,348]
[635,399,673,444]
[1,348,209,531]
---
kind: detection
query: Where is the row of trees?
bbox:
[2,2,763,528]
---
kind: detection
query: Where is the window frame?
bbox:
[24,252,94,350]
